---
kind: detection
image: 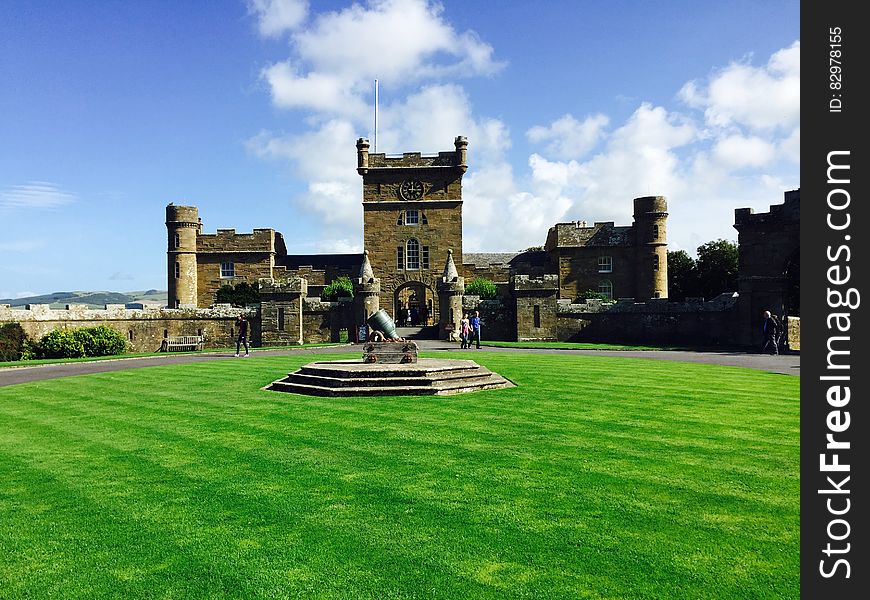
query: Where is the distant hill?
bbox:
[1,290,168,308]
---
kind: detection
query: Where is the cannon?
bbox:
[367,309,400,340]
[364,309,417,363]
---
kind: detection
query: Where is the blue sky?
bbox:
[0,0,800,298]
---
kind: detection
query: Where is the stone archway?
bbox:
[394,281,437,327]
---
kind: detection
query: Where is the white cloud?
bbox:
[248,0,308,38]
[0,182,77,210]
[679,40,799,131]
[526,113,609,160]
[258,0,503,118]
[248,4,798,259]
[712,134,776,169]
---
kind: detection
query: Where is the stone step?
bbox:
[284,368,497,389]
[394,326,438,339]
[298,361,482,379]
[268,374,513,397]
[265,357,515,397]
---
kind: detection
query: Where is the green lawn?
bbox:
[0,352,799,599]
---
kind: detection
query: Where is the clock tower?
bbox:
[357,136,468,325]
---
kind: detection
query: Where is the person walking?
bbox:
[459,313,471,349]
[470,310,482,349]
[772,313,784,353]
[760,310,777,355]
[235,315,250,357]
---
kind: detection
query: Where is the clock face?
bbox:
[399,179,424,201]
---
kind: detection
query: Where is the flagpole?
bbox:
[374,79,379,153]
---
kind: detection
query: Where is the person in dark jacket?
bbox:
[760,310,777,355]
[235,315,250,357]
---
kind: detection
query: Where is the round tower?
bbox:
[166,204,199,308]
[633,196,668,299]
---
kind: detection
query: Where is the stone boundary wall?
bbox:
[0,304,254,353]
[554,294,742,346]
[462,296,515,342]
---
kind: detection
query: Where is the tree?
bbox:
[695,239,738,300]
[667,250,698,301]
[321,276,354,301]
[465,277,498,299]
[216,281,260,306]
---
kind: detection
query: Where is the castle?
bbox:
[1,138,798,352]
[166,136,669,337]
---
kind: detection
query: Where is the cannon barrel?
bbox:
[367,309,399,340]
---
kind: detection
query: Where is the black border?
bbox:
[801,2,868,597]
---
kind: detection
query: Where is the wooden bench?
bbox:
[162,335,205,352]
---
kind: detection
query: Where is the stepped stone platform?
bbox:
[265,358,515,397]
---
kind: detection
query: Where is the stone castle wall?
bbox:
[0,304,252,352]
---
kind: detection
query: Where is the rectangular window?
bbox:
[220,261,235,278]
[598,256,613,273]
[396,247,404,269]
[421,246,430,270]
[533,305,541,328]
[174,262,180,279]
[278,307,285,331]
[405,209,419,225]
[653,254,660,271]
[406,240,420,270]
[174,233,180,248]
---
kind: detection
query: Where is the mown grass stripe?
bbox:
[0,351,798,599]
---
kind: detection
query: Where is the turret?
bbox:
[356,137,370,175]
[454,136,468,172]
[437,249,465,341]
[632,196,668,299]
[166,204,199,308]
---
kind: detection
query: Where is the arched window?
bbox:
[598,280,613,300]
[406,239,420,270]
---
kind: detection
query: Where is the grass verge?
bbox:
[0,351,799,599]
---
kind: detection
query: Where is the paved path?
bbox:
[0,341,798,388]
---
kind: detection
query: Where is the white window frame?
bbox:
[421,245,430,270]
[405,209,420,225]
[406,238,421,270]
[220,261,235,278]
[598,280,613,299]
[598,256,613,273]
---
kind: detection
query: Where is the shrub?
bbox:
[577,290,612,302]
[39,329,86,358]
[0,323,28,362]
[464,278,498,299]
[321,276,354,301]
[38,326,128,359]
[75,325,128,357]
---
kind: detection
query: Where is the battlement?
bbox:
[197,228,278,253]
[357,135,468,174]
[513,274,559,291]
[734,188,800,227]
